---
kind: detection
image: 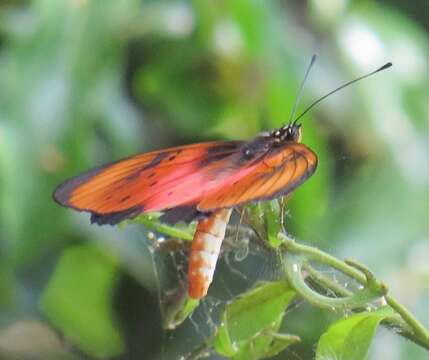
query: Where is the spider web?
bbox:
[132,212,286,359]
[116,207,365,360]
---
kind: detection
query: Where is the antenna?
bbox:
[289,54,317,123]
[292,62,392,125]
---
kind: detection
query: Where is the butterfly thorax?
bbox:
[271,123,302,144]
[238,123,302,165]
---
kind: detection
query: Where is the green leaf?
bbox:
[233,326,300,360]
[316,306,395,360]
[214,281,295,356]
[40,245,124,358]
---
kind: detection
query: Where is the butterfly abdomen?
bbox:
[188,208,232,299]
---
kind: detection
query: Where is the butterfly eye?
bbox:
[243,148,254,160]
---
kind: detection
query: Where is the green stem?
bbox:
[279,234,429,349]
[131,214,194,241]
[384,317,429,351]
[284,252,386,309]
[305,264,429,349]
[279,234,366,281]
[385,296,429,344]
[304,264,353,298]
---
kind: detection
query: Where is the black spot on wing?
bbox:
[90,206,143,225]
[207,142,241,154]
[126,152,172,181]
[200,152,234,167]
[159,206,209,225]
[199,141,242,166]
[141,151,171,171]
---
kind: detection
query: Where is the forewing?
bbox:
[53,141,242,221]
[197,143,317,210]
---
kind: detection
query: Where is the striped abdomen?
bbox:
[188,208,232,299]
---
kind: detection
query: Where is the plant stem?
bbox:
[131,214,195,241]
[283,252,386,309]
[385,296,429,345]
[279,235,366,281]
[305,264,429,349]
[304,264,353,298]
[279,234,429,349]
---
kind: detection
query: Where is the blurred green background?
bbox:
[0,0,428,359]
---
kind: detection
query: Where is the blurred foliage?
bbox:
[41,245,123,357]
[0,0,428,359]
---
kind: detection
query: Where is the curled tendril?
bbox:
[283,252,387,310]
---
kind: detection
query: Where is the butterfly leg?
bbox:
[279,197,286,234]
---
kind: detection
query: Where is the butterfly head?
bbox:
[271,123,302,143]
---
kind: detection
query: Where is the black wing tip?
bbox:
[52,165,109,207]
[52,182,72,208]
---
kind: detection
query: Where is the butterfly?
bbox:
[53,60,391,299]
[53,123,316,298]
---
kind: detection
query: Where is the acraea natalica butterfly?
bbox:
[53,58,392,299]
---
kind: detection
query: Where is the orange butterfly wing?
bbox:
[197,142,317,211]
[53,141,242,224]
[54,135,317,224]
